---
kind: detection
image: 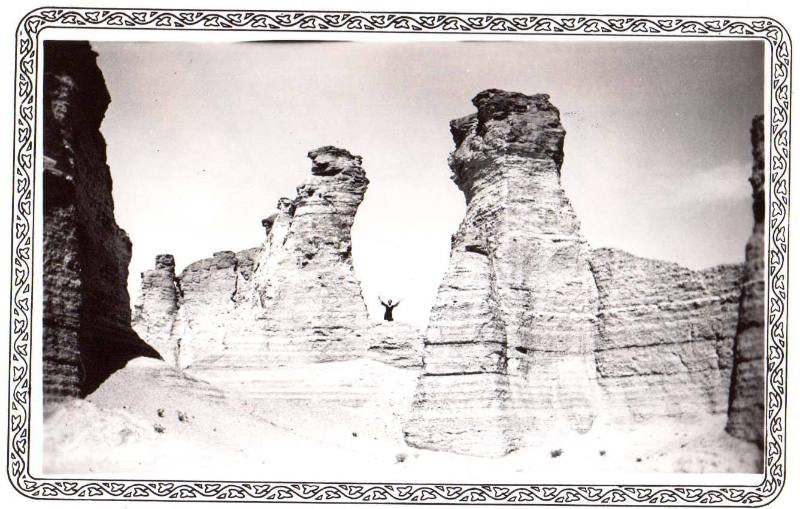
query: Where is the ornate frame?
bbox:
[9,8,790,504]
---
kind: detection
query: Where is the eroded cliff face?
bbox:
[132,147,422,374]
[125,87,759,460]
[726,116,766,445]
[132,255,179,365]
[131,248,260,369]
[402,89,753,458]
[244,146,372,365]
[173,248,260,368]
[43,41,158,403]
[404,90,603,456]
[589,249,743,423]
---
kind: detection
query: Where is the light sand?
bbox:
[41,357,762,483]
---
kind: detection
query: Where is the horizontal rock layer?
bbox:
[404,89,751,457]
[133,147,422,376]
[589,248,742,423]
[43,41,157,404]
[405,89,601,457]
[127,88,761,462]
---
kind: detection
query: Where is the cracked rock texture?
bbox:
[172,248,260,369]
[589,249,743,423]
[726,115,766,445]
[42,41,157,404]
[404,90,603,456]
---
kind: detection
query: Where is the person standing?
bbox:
[379,297,401,322]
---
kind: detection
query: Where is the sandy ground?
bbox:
[41,357,762,483]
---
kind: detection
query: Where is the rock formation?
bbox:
[403,89,754,458]
[589,249,743,422]
[132,255,180,364]
[404,90,604,456]
[244,146,372,365]
[172,248,260,368]
[132,147,422,374]
[124,86,762,461]
[726,116,766,445]
[43,41,158,404]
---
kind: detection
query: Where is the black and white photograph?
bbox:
[3,1,794,506]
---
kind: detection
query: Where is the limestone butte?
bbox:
[403,89,756,457]
[42,41,157,405]
[246,146,372,365]
[132,255,180,365]
[124,89,763,461]
[404,89,603,456]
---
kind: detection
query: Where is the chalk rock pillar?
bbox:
[132,255,180,365]
[405,90,602,456]
[247,146,371,364]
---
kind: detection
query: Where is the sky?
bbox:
[92,40,764,328]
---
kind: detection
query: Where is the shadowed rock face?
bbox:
[727,115,766,447]
[405,89,602,456]
[43,41,158,403]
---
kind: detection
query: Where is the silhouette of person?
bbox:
[379,297,401,322]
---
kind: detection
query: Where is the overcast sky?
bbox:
[92,40,764,327]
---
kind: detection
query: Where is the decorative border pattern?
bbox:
[9,8,790,504]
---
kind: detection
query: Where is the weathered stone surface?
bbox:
[589,248,743,422]
[404,89,603,456]
[133,147,424,374]
[43,41,158,404]
[133,248,260,370]
[132,255,179,365]
[175,248,260,368]
[124,87,757,462]
[402,89,753,458]
[727,116,766,446]
[367,322,425,369]
[201,146,372,369]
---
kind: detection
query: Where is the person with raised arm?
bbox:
[378,296,401,322]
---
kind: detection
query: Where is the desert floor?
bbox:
[40,357,762,484]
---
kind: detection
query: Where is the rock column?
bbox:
[405,90,602,456]
[727,115,766,446]
[132,255,180,365]
[248,146,371,364]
